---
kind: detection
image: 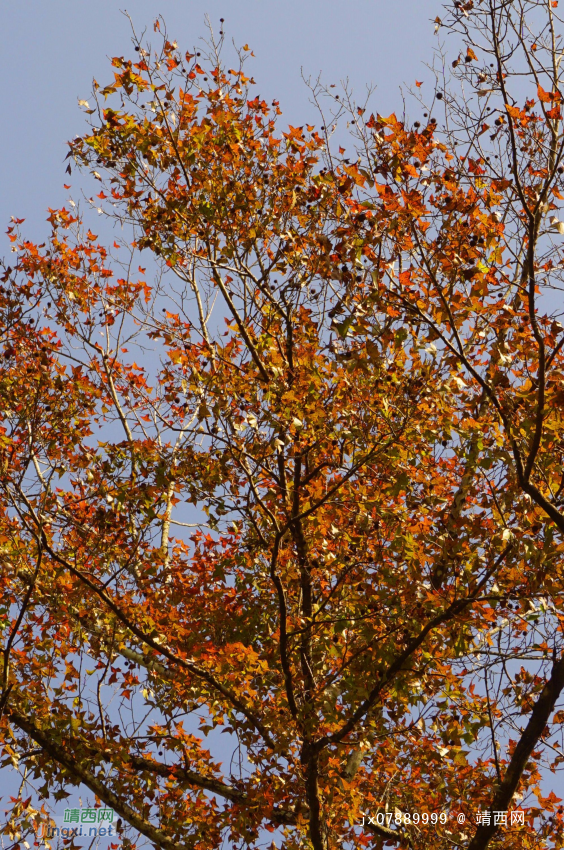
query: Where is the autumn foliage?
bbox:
[4,3,564,849]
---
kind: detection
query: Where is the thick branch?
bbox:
[315,547,511,750]
[467,652,564,850]
[8,708,194,850]
[130,755,304,826]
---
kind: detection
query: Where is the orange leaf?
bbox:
[505,103,521,120]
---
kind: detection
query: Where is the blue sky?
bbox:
[0,1,438,234]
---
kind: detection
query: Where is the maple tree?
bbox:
[5,2,564,848]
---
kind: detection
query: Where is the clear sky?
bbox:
[0,0,440,830]
[0,0,439,234]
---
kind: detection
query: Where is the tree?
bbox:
[4,3,564,848]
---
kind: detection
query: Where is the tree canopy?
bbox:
[3,3,564,849]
